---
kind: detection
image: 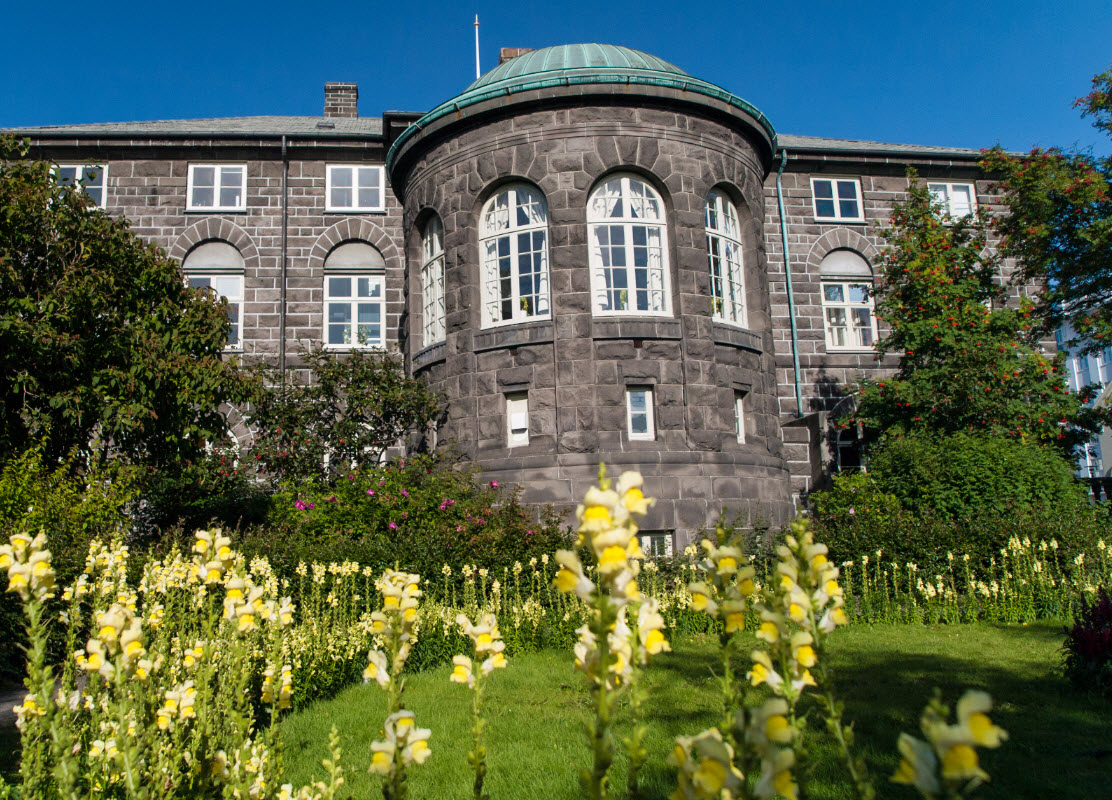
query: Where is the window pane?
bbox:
[332,187,353,208]
[332,167,353,188]
[824,284,844,303]
[219,185,242,207]
[58,166,78,185]
[815,198,836,218]
[220,166,242,188]
[193,167,215,187]
[813,180,834,199]
[848,284,869,303]
[328,303,351,323]
[839,197,859,218]
[329,277,352,298]
[188,277,212,289]
[951,185,973,216]
[328,324,348,345]
[192,186,214,207]
[357,187,380,208]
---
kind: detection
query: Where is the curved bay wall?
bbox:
[399,99,795,540]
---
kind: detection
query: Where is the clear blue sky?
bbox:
[4,0,1109,154]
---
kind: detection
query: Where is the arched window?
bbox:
[705,189,745,327]
[421,215,446,347]
[588,174,670,316]
[819,249,878,351]
[324,241,386,349]
[479,184,550,328]
[182,240,245,349]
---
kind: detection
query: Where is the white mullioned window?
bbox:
[506,392,529,447]
[811,177,864,223]
[928,182,976,219]
[57,164,108,208]
[479,184,551,328]
[326,165,385,212]
[325,274,385,349]
[819,250,878,351]
[187,164,247,211]
[706,189,746,327]
[626,386,655,440]
[187,275,244,348]
[421,215,446,347]
[588,174,671,316]
[638,531,674,558]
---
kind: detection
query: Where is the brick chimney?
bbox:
[498,48,533,65]
[324,82,359,118]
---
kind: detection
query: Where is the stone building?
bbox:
[9,44,998,548]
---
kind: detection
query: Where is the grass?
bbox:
[280,621,1112,799]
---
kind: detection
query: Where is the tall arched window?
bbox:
[324,241,386,349]
[819,249,878,351]
[182,240,245,349]
[421,215,445,347]
[705,189,745,327]
[479,184,550,328]
[588,174,670,316]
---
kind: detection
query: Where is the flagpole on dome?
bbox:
[474,15,481,80]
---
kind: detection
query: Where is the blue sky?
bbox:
[4,0,1109,154]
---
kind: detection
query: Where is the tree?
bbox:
[980,65,1112,351]
[0,139,246,470]
[246,346,442,483]
[845,172,1104,456]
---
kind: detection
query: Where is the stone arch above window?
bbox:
[587,173,671,317]
[169,218,258,268]
[478,183,551,328]
[819,249,873,279]
[324,241,386,271]
[805,228,880,272]
[308,218,400,273]
[182,240,245,272]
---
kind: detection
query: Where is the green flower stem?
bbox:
[587,595,616,800]
[470,669,488,800]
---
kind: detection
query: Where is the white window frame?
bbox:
[811,177,864,223]
[927,182,977,220]
[479,184,552,329]
[706,190,746,328]
[324,273,386,350]
[186,274,244,350]
[638,531,674,558]
[735,390,747,444]
[626,386,655,441]
[506,392,529,448]
[421,216,446,347]
[56,164,108,208]
[326,164,386,213]
[821,280,879,351]
[588,174,672,317]
[187,164,247,212]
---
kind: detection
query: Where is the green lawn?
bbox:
[280,622,1112,799]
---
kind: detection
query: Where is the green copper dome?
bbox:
[387,44,776,177]
[464,44,689,93]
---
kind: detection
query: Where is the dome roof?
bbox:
[464,44,689,93]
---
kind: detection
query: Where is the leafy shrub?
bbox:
[865,431,1088,521]
[0,448,134,679]
[235,452,570,583]
[1062,587,1112,696]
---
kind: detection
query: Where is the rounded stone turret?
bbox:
[389,44,794,544]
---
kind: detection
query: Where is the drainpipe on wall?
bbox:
[279,135,289,379]
[776,150,803,418]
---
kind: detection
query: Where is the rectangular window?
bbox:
[626,386,655,440]
[822,281,878,351]
[187,164,247,211]
[506,392,529,448]
[325,274,385,349]
[56,164,108,208]
[1100,347,1112,384]
[928,182,976,219]
[638,531,674,558]
[735,390,747,444]
[187,274,243,348]
[326,165,385,212]
[811,178,863,223]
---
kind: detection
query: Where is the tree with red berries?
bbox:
[846,172,1105,456]
[981,64,1112,352]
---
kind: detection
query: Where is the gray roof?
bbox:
[7,115,985,158]
[5,115,384,138]
[778,133,983,158]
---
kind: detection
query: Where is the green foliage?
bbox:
[0,448,133,679]
[846,171,1102,455]
[981,65,1112,352]
[236,453,569,581]
[246,346,442,483]
[0,138,248,471]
